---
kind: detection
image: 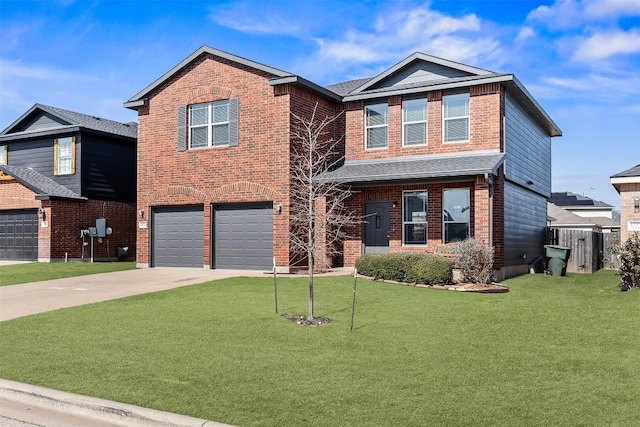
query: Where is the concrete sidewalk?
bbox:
[0,267,271,321]
[0,378,233,427]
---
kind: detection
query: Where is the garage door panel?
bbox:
[0,210,39,261]
[214,203,273,270]
[152,207,203,268]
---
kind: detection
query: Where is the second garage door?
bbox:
[152,206,203,268]
[0,209,38,261]
[213,203,273,270]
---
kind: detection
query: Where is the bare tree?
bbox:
[289,103,358,320]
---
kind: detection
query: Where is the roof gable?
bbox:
[0,104,137,140]
[124,45,294,109]
[350,52,495,95]
[611,164,640,178]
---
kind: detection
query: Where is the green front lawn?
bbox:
[0,270,638,426]
[0,261,136,286]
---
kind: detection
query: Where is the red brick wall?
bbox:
[1,180,135,261]
[343,181,480,266]
[345,84,503,161]
[135,53,341,268]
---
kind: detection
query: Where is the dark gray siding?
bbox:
[504,92,551,197]
[4,135,81,195]
[81,135,136,202]
[503,181,547,267]
[14,112,68,132]
[374,62,472,89]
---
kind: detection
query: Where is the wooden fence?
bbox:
[546,228,620,274]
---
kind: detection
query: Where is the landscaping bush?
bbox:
[355,253,453,285]
[409,255,453,285]
[619,232,640,289]
[454,238,494,284]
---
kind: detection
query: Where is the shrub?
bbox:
[619,232,640,289]
[355,253,453,285]
[409,255,453,285]
[453,238,494,284]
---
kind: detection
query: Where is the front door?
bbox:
[364,202,390,253]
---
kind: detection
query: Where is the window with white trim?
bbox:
[443,188,470,243]
[403,190,428,245]
[403,98,427,146]
[55,137,74,175]
[443,93,470,143]
[365,103,388,149]
[0,145,6,165]
[189,100,230,148]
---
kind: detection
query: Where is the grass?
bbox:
[0,269,638,426]
[0,261,136,286]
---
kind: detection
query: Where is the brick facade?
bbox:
[0,179,136,262]
[618,182,640,243]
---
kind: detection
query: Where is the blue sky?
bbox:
[1,0,638,209]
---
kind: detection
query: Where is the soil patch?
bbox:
[282,313,332,327]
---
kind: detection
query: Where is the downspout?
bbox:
[485,172,494,248]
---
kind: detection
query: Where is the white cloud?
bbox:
[527,0,640,29]
[573,29,640,60]
[208,3,302,36]
[583,0,640,18]
[516,26,536,42]
[310,4,500,70]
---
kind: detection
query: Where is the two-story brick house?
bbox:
[611,164,640,243]
[0,104,137,262]
[126,46,560,279]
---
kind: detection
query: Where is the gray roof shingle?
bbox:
[317,152,505,184]
[611,164,640,178]
[0,165,86,200]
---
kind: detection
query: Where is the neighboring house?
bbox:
[0,104,137,262]
[547,202,619,233]
[125,46,561,279]
[548,192,620,233]
[611,164,640,243]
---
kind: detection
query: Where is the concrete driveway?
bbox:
[0,267,269,321]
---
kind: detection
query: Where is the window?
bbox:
[403,98,427,146]
[443,93,470,143]
[54,137,75,175]
[403,190,428,245]
[443,188,470,243]
[365,103,388,149]
[189,101,230,148]
[0,145,6,165]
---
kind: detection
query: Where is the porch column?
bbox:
[474,176,490,244]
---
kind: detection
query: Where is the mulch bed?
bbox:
[282,313,332,327]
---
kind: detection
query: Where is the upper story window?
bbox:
[365,103,388,149]
[54,137,75,175]
[443,93,470,143]
[403,190,428,246]
[189,101,230,148]
[402,98,427,146]
[0,145,6,165]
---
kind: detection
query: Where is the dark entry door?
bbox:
[363,202,390,253]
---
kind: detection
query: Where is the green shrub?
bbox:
[355,253,453,285]
[454,238,494,284]
[619,232,640,288]
[409,255,453,285]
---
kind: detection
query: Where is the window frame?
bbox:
[402,190,428,246]
[188,100,231,149]
[364,102,388,150]
[442,188,471,244]
[442,92,470,143]
[0,145,6,165]
[402,97,427,147]
[54,136,75,176]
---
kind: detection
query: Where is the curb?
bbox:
[0,378,234,427]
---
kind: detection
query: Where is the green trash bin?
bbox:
[544,245,571,276]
